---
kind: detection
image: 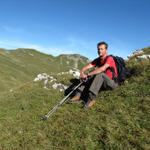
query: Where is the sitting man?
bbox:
[70,41,118,108]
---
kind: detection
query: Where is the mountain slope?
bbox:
[0,48,89,92]
[0,47,149,149]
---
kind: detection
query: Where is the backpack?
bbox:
[106,55,130,84]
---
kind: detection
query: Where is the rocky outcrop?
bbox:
[128,49,150,60]
[57,69,80,79]
[33,69,80,92]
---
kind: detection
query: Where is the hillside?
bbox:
[0,47,149,149]
[0,48,89,93]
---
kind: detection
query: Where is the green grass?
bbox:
[0,58,149,150]
[0,47,149,149]
[0,48,88,93]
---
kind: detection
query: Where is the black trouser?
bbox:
[77,73,118,100]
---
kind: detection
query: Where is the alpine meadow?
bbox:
[0,47,149,149]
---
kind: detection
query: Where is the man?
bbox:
[70,41,118,108]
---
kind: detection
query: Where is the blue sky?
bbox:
[0,0,149,59]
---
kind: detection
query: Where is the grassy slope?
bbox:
[0,48,88,93]
[0,48,150,149]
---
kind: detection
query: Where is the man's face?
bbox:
[97,44,107,57]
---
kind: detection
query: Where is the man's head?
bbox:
[97,41,108,57]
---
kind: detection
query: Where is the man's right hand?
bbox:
[79,63,94,81]
[80,72,88,80]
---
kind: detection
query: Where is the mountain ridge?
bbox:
[0,48,89,92]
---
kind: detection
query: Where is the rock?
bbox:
[69,69,80,79]
[33,69,80,91]
[137,54,150,59]
[52,83,68,91]
[128,49,145,59]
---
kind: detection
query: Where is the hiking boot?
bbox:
[70,95,80,101]
[68,95,81,104]
[84,99,96,108]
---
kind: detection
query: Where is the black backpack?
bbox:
[106,55,130,84]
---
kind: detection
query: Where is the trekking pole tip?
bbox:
[41,115,48,121]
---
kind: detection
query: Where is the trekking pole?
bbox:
[41,80,84,120]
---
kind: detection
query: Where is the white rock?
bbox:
[73,71,80,79]
[44,79,48,85]
[60,89,63,92]
[49,76,54,79]
[69,69,74,74]
[69,69,80,79]
[63,85,68,90]
[138,54,150,59]
[52,83,58,89]
[34,72,71,91]
[34,78,39,82]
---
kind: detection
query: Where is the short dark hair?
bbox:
[97,41,108,49]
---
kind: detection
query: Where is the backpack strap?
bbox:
[104,55,118,82]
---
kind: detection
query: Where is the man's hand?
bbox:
[80,72,88,79]
[79,63,94,80]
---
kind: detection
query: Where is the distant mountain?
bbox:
[0,48,89,92]
[0,46,149,93]
[56,53,90,69]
